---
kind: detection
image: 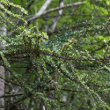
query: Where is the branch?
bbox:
[28,0,52,23]
[28,2,84,24]
[40,50,108,62]
[26,0,34,9]
[91,40,110,53]
[49,0,64,32]
[58,65,110,109]
[0,94,23,98]
[1,49,110,63]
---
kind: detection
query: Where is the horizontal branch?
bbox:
[0,94,23,98]
[40,50,110,62]
[1,49,110,63]
[91,40,110,53]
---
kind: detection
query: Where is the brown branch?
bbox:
[47,23,103,35]
[26,0,34,9]
[40,50,110,62]
[1,49,110,63]
[0,93,23,98]
[91,40,110,53]
[88,83,110,88]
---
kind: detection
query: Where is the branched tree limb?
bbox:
[28,0,52,24]
[28,2,84,24]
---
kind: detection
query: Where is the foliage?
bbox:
[0,0,110,110]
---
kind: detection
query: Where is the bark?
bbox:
[49,0,64,32]
[29,0,52,23]
[0,67,5,110]
[28,2,84,24]
[0,5,6,110]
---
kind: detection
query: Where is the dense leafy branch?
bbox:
[0,0,110,110]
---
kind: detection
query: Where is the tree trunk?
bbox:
[0,6,6,109]
[0,66,5,110]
